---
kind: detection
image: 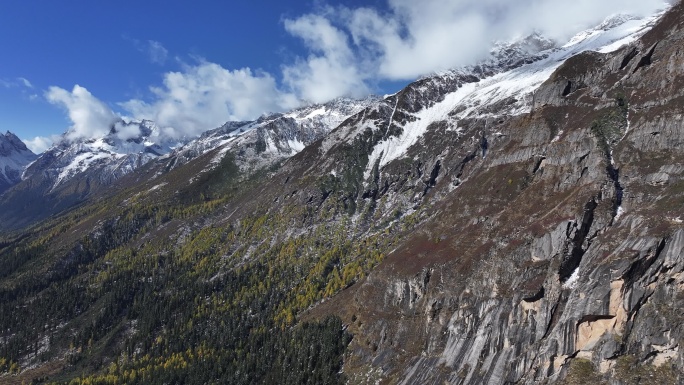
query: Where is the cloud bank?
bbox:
[282,14,371,103]
[121,62,299,139]
[301,0,670,80]
[44,0,671,145]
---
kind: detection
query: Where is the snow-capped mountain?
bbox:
[0,131,37,194]
[0,96,378,230]
[320,11,666,181]
[23,120,177,188]
[22,97,377,192]
[162,96,378,174]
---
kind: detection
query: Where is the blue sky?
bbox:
[0,0,669,153]
[1,1,370,149]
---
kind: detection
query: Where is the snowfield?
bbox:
[363,11,668,179]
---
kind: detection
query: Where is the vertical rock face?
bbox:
[307,4,684,384]
[0,131,37,194]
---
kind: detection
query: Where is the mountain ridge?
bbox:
[0,97,376,232]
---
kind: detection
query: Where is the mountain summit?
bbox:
[0,131,37,194]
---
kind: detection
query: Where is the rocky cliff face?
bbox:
[305,5,684,384]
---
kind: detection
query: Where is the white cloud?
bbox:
[45,85,120,141]
[120,62,299,139]
[18,77,33,88]
[23,135,61,154]
[147,40,168,65]
[41,0,671,144]
[345,1,492,78]
[289,0,670,82]
[510,0,672,42]
[1,77,34,89]
[124,36,169,65]
[43,63,301,142]
[113,121,142,141]
[282,14,370,103]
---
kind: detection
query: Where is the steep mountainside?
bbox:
[1,4,683,385]
[308,6,684,383]
[0,131,37,195]
[139,97,377,180]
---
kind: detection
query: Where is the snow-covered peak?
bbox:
[30,120,183,188]
[25,95,378,189]
[0,131,33,157]
[0,131,38,190]
[166,96,379,173]
[597,13,642,32]
[54,119,176,156]
[562,11,661,52]
[490,32,557,68]
[359,7,669,178]
[232,96,379,139]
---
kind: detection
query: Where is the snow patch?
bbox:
[148,182,167,193]
[551,130,564,143]
[300,107,326,120]
[55,151,117,186]
[563,268,580,289]
[210,142,233,166]
[287,139,306,153]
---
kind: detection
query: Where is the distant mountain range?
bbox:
[0,97,375,230]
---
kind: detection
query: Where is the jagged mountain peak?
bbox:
[24,119,183,190]
[0,130,33,156]
[490,31,556,65]
[321,8,668,180]
[56,119,171,150]
[161,95,379,175]
[251,96,381,126]
[0,131,37,194]
[596,13,641,31]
